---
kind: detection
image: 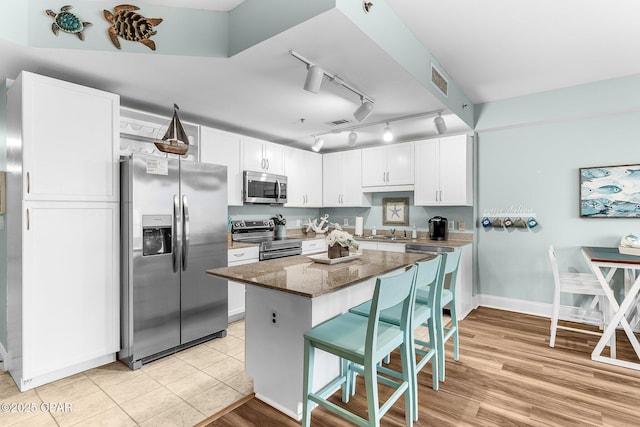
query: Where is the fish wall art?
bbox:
[46,5,92,41]
[580,164,640,217]
[103,4,162,51]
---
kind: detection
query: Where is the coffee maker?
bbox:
[429,216,449,241]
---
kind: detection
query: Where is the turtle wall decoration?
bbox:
[45,5,92,41]
[103,4,163,51]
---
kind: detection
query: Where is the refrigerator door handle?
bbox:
[182,195,190,271]
[173,195,179,273]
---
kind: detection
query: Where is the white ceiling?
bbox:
[3,1,640,152]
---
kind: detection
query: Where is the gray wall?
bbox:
[476,74,640,308]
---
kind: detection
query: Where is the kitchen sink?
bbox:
[361,235,411,241]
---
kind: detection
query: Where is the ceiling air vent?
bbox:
[431,65,448,97]
[326,119,351,126]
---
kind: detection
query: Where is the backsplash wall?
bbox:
[229,191,473,235]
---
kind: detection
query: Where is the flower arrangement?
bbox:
[325,223,359,251]
[271,214,286,226]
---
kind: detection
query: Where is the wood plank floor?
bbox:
[202,307,640,426]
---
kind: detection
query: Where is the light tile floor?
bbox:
[0,319,251,427]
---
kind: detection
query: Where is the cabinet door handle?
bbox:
[27,172,30,194]
[382,171,386,183]
[26,208,30,230]
[440,190,443,202]
[234,253,245,257]
[386,171,390,182]
[435,191,439,202]
[266,159,270,170]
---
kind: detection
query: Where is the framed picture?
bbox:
[0,172,5,215]
[580,164,640,217]
[382,197,409,225]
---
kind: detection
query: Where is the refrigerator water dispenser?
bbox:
[142,215,172,256]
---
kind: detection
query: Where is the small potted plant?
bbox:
[272,214,287,238]
[325,223,359,258]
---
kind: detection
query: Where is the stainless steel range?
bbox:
[231,219,302,260]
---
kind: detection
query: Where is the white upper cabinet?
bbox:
[201,127,243,206]
[19,72,119,202]
[323,150,371,207]
[284,147,322,207]
[361,142,414,189]
[243,136,284,175]
[414,134,473,206]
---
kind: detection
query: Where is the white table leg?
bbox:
[591,272,640,370]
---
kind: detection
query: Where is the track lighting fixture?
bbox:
[382,123,393,142]
[303,65,324,94]
[307,109,448,150]
[290,50,375,121]
[311,136,325,152]
[353,99,374,122]
[348,131,358,146]
[434,112,447,134]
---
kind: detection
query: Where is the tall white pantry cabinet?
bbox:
[6,72,120,391]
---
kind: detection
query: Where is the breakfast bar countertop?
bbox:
[207,249,434,298]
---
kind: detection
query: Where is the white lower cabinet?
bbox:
[355,241,406,253]
[302,238,327,255]
[9,202,119,390]
[455,244,474,320]
[227,246,259,321]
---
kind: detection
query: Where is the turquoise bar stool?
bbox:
[302,265,418,427]
[348,256,444,421]
[416,250,462,382]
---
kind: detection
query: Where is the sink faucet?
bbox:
[390,228,396,237]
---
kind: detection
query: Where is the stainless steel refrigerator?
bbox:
[119,154,228,369]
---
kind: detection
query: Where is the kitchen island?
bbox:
[207,249,433,419]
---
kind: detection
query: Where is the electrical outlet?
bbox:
[296,219,301,227]
[271,310,278,327]
[344,218,349,226]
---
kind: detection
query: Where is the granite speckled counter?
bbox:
[208,249,434,298]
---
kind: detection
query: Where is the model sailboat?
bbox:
[154,104,190,155]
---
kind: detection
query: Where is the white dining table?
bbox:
[582,246,640,370]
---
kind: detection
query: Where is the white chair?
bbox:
[548,245,606,347]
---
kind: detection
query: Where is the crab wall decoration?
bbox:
[46,5,92,41]
[103,4,163,51]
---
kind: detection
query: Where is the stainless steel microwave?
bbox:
[243,171,288,204]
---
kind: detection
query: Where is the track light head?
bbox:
[348,131,358,146]
[311,136,325,152]
[434,113,447,135]
[304,65,324,94]
[382,123,393,142]
[353,100,374,122]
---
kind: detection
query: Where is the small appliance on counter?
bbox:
[429,216,449,241]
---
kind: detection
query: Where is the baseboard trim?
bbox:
[476,294,552,318]
[476,294,604,323]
